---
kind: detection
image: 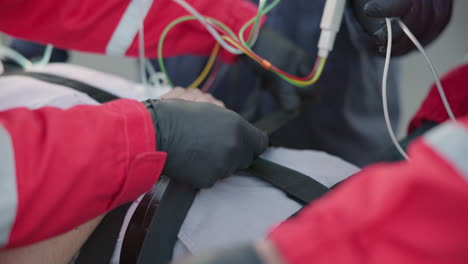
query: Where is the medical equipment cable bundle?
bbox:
[153,0,347,90]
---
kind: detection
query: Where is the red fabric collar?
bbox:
[408,63,468,133]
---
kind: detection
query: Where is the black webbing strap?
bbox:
[239,158,328,205]
[2,71,120,103]
[137,125,328,264]
[74,203,131,264]
[136,95,310,264]
[136,182,197,264]
[137,156,329,264]
[253,109,299,135]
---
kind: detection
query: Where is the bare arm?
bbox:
[0,214,105,264]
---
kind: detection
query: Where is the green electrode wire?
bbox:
[247,0,269,44]
[158,0,279,87]
[240,0,281,46]
[237,0,326,88]
[158,16,238,87]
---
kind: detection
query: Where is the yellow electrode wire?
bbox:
[187,43,220,89]
[162,0,328,89]
[223,36,327,87]
[294,58,326,86]
[223,36,262,63]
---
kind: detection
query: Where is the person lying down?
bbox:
[0,64,359,264]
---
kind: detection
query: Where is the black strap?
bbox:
[2,71,120,103]
[136,107,315,264]
[136,115,327,264]
[239,158,328,205]
[253,109,299,136]
[137,156,329,264]
[74,203,131,264]
[137,182,197,264]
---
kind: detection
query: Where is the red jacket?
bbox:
[268,65,468,264]
[409,64,468,133]
[269,119,468,263]
[0,0,259,63]
[0,0,258,249]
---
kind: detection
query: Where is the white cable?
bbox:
[383,18,410,160]
[317,0,346,58]
[138,0,152,98]
[33,44,53,67]
[1,43,52,70]
[171,0,243,55]
[248,0,266,46]
[138,9,147,86]
[145,59,158,80]
[398,19,456,122]
[0,45,33,69]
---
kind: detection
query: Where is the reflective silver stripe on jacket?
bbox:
[0,125,18,247]
[106,0,154,55]
[424,122,468,179]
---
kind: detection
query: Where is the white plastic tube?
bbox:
[34,44,53,67]
[382,18,410,160]
[318,0,346,58]
[139,0,156,98]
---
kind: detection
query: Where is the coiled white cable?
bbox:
[171,0,244,55]
[382,18,457,161]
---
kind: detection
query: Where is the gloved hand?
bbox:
[144,99,268,188]
[244,26,317,112]
[352,0,453,55]
[173,244,263,264]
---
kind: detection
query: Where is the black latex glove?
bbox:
[245,26,316,112]
[174,244,263,264]
[144,99,268,188]
[352,0,453,55]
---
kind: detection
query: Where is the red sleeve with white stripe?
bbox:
[268,117,468,264]
[0,99,166,249]
[0,0,260,63]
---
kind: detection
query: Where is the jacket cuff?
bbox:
[101,99,167,208]
[266,202,345,264]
